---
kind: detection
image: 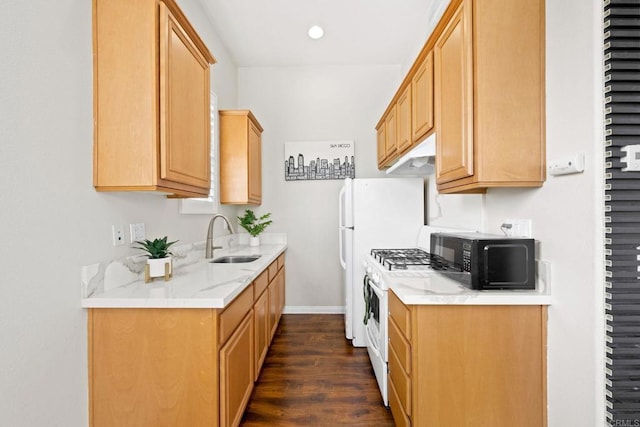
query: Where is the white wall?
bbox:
[0,1,237,425]
[237,65,401,309]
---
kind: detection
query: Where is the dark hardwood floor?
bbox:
[241,314,395,426]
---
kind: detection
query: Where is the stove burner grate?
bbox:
[370,248,461,272]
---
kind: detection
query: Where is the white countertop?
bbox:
[81,242,287,309]
[389,272,552,306]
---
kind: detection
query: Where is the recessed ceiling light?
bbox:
[308,25,324,40]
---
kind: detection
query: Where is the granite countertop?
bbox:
[389,272,552,306]
[81,234,287,309]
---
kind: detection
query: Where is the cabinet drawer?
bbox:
[253,270,269,300]
[219,285,253,345]
[268,260,278,282]
[389,375,411,427]
[277,253,285,271]
[389,290,411,340]
[389,342,411,416]
[389,316,411,375]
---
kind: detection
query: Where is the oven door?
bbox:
[364,277,388,360]
[364,275,389,406]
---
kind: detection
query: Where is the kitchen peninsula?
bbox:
[82,236,286,427]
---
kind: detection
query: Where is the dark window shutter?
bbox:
[604,0,640,424]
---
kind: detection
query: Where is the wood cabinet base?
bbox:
[388,290,547,427]
[88,256,286,427]
[88,309,219,427]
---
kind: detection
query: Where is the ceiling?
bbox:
[199,0,448,67]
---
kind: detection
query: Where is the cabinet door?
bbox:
[384,105,398,161]
[248,121,262,204]
[277,267,285,322]
[389,378,411,427]
[254,290,269,380]
[220,311,254,427]
[89,309,217,427]
[159,3,211,190]
[434,1,474,185]
[411,52,434,143]
[268,279,279,342]
[396,85,412,154]
[376,125,387,166]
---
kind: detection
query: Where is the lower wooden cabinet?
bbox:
[388,290,547,427]
[388,378,411,427]
[220,311,254,427]
[267,257,286,343]
[88,253,286,427]
[277,267,285,322]
[254,288,269,379]
[88,308,219,427]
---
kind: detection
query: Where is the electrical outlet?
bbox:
[537,259,551,291]
[501,219,532,238]
[129,223,146,243]
[112,225,125,246]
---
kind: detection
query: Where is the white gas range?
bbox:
[362,226,471,406]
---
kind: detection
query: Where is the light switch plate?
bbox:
[549,154,585,176]
[129,223,146,243]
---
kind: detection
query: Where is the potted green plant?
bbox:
[134,236,177,282]
[238,210,272,246]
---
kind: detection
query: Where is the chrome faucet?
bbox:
[205,214,236,259]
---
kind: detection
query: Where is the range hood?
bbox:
[386,133,436,176]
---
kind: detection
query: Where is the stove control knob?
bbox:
[372,272,380,283]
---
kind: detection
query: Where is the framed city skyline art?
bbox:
[284,140,355,181]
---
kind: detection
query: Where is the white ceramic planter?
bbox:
[146,257,172,279]
[249,236,260,247]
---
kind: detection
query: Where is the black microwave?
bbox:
[430,232,536,290]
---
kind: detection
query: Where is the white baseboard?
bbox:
[282,305,345,314]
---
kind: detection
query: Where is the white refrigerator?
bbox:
[338,177,424,347]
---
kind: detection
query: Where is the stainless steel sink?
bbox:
[210,255,261,264]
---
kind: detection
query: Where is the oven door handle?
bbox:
[366,323,382,358]
[363,275,370,325]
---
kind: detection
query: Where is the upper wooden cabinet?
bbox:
[376,49,435,169]
[376,125,387,166]
[411,52,435,145]
[397,85,412,154]
[376,0,545,194]
[435,0,545,193]
[434,2,474,185]
[93,0,215,198]
[376,104,399,168]
[219,110,263,205]
[385,106,398,161]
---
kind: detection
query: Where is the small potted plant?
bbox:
[134,236,177,282]
[238,210,272,246]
